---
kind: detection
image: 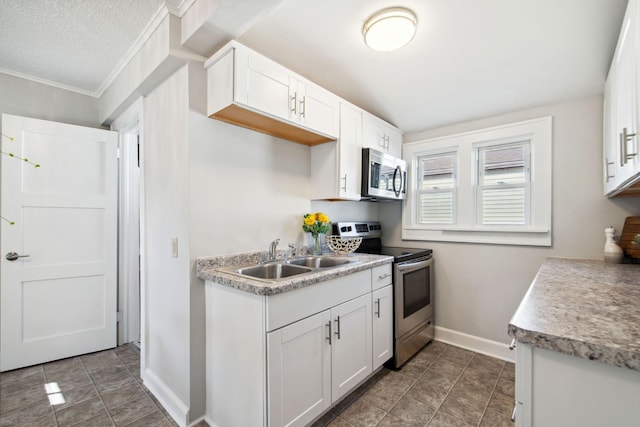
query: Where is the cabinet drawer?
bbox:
[266,270,371,332]
[371,264,392,290]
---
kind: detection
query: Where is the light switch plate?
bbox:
[171,237,178,258]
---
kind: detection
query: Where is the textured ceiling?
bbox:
[0,0,630,133]
[0,0,166,95]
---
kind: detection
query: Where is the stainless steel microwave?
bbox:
[361,148,407,201]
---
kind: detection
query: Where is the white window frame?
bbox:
[417,149,458,225]
[402,116,552,246]
[474,140,531,226]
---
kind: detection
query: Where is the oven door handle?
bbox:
[395,257,432,273]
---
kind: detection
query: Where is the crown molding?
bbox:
[0,67,97,97]
[95,4,171,97]
[167,0,198,17]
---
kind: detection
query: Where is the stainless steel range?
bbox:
[333,221,434,368]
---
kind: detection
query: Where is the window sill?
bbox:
[402,226,552,247]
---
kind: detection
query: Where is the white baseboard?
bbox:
[434,326,515,363]
[142,368,190,427]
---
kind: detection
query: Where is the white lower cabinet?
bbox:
[267,311,332,427]
[372,285,393,370]
[330,294,373,400]
[205,265,392,427]
[267,294,372,427]
[515,342,640,427]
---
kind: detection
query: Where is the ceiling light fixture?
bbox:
[363,7,417,52]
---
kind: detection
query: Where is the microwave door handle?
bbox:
[402,170,407,194]
[393,166,401,197]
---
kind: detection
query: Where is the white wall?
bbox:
[143,65,193,423]
[379,96,640,346]
[0,73,99,128]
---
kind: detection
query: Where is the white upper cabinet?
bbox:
[310,103,362,200]
[603,0,640,196]
[363,113,403,158]
[206,41,339,145]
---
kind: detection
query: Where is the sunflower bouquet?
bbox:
[303,212,331,255]
[302,212,330,236]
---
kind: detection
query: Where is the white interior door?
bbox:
[1,114,118,371]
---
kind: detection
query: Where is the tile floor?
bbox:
[0,344,189,427]
[0,341,513,427]
[311,340,515,427]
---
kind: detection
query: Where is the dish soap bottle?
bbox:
[604,226,624,264]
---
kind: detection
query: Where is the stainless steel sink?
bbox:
[286,256,353,268]
[234,263,312,280]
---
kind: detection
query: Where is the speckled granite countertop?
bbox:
[508,257,640,371]
[197,252,393,296]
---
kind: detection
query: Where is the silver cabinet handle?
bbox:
[621,127,638,166]
[6,252,30,261]
[341,174,347,191]
[326,321,332,345]
[509,338,516,350]
[334,316,341,340]
[511,403,517,422]
[299,96,306,118]
[605,158,615,181]
[375,298,381,318]
[624,127,637,162]
[620,132,625,166]
[290,92,297,114]
[378,273,391,280]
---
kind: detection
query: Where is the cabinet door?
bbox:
[604,74,620,194]
[331,294,372,401]
[385,125,403,158]
[363,114,402,157]
[267,310,332,427]
[614,6,638,182]
[372,285,393,370]
[298,82,340,138]
[338,104,362,199]
[363,114,386,152]
[238,49,293,122]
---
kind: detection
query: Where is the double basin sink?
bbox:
[227,256,354,281]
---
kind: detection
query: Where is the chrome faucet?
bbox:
[268,238,280,261]
[288,243,297,260]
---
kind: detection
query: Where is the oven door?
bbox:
[394,256,433,337]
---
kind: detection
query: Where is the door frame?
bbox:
[110,99,145,356]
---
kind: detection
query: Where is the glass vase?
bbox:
[312,233,322,255]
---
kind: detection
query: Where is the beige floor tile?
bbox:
[55,396,108,426]
[108,394,158,426]
[51,380,98,410]
[494,376,515,398]
[427,410,475,427]
[438,380,492,426]
[479,391,514,427]
[70,412,115,427]
[404,378,450,409]
[389,395,436,425]
[123,410,174,427]
[339,398,386,427]
[398,350,439,379]
[359,371,415,411]
[101,382,147,411]
[376,412,419,426]
[0,396,53,427]
[81,350,120,371]
[327,416,355,427]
